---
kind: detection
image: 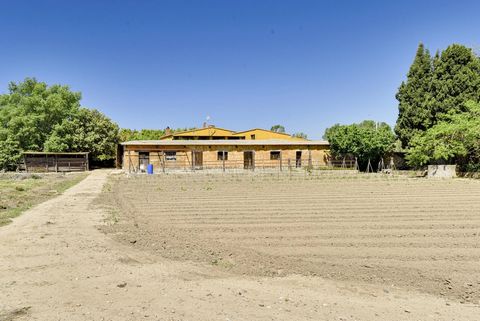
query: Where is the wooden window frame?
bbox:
[270,151,281,160]
[165,151,177,161]
[217,151,228,161]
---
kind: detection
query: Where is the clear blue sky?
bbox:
[1,1,479,139]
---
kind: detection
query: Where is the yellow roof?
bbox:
[232,128,307,140]
[160,127,236,139]
[159,126,307,141]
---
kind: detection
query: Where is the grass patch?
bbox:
[0,172,88,226]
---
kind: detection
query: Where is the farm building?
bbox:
[118,126,332,172]
[21,152,89,172]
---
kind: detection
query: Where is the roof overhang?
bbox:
[121,139,329,146]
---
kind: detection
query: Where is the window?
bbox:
[250,134,255,140]
[165,151,177,161]
[217,151,228,161]
[270,151,281,160]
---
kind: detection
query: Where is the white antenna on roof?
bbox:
[203,115,211,128]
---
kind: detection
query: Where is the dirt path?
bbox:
[0,170,478,321]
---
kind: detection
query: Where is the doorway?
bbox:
[192,151,203,169]
[138,152,149,172]
[296,151,302,168]
[244,151,254,170]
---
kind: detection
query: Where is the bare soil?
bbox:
[1,170,479,321]
[102,173,480,306]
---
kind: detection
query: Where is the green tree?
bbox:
[0,78,84,169]
[291,132,307,139]
[395,43,480,149]
[119,127,198,142]
[406,101,480,169]
[119,128,166,141]
[431,44,480,120]
[44,108,119,161]
[395,43,434,147]
[119,128,139,142]
[0,78,81,152]
[0,136,21,171]
[270,125,285,133]
[324,121,395,170]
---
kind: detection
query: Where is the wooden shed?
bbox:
[21,152,89,172]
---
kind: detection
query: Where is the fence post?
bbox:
[279,154,282,171]
[162,152,165,173]
[222,151,226,172]
[252,151,255,171]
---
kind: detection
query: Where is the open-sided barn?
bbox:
[21,152,89,172]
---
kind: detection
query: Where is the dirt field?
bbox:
[103,173,480,305]
[1,170,480,321]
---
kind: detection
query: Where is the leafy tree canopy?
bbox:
[292,132,307,139]
[0,78,81,152]
[431,44,480,119]
[0,78,119,169]
[119,127,197,142]
[395,43,480,148]
[270,125,285,133]
[44,108,119,161]
[406,101,480,169]
[119,128,166,142]
[395,43,434,147]
[0,137,21,171]
[324,121,395,170]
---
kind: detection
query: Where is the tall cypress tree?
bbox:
[395,43,434,148]
[431,44,480,121]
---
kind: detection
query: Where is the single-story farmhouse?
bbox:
[118,126,331,172]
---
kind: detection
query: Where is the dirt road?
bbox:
[1,171,478,320]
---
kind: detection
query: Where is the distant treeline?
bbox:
[0,78,197,170]
[0,78,119,170]
[325,43,480,171]
[119,127,196,142]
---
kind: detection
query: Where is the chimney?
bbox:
[165,126,171,136]
[203,122,207,128]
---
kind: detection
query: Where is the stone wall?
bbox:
[428,165,457,178]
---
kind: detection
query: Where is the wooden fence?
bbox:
[124,154,356,173]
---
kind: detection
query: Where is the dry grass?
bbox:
[0,172,88,226]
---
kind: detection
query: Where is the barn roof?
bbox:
[121,139,329,146]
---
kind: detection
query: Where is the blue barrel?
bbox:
[147,164,154,174]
